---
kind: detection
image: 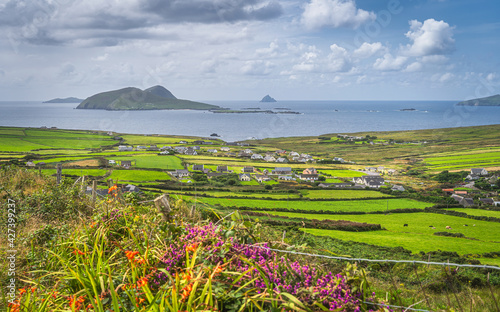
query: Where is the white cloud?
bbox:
[404,19,455,57]
[256,41,279,57]
[301,0,376,30]
[241,60,273,75]
[403,62,422,72]
[419,55,449,64]
[486,73,496,81]
[327,44,351,72]
[91,53,109,61]
[373,54,408,71]
[353,42,386,59]
[439,72,454,82]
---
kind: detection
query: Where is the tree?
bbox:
[317,176,326,181]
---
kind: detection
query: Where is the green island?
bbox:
[1,124,499,311]
[76,85,221,111]
[457,94,500,106]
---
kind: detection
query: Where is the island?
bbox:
[399,108,417,111]
[76,85,221,111]
[43,97,84,103]
[260,95,277,102]
[456,94,500,106]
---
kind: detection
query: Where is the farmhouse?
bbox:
[192,165,204,171]
[239,174,252,181]
[450,194,464,202]
[353,176,385,188]
[255,175,271,182]
[264,155,276,162]
[118,145,133,152]
[460,197,475,207]
[471,168,488,176]
[251,154,264,160]
[272,167,292,175]
[184,148,198,155]
[275,157,288,163]
[299,174,319,181]
[242,166,254,173]
[173,169,190,178]
[479,198,494,205]
[279,175,295,181]
[217,165,228,172]
[303,168,317,175]
[391,185,405,192]
[206,149,218,153]
[220,147,231,152]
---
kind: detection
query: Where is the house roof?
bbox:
[442,189,454,192]
[471,168,485,174]
[274,167,292,171]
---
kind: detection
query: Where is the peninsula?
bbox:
[456,94,500,106]
[260,95,277,102]
[76,85,220,111]
[43,97,84,103]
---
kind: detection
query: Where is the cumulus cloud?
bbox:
[404,19,455,56]
[241,60,274,75]
[439,72,454,82]
[403,62,422,72]
[327,44,351,72]
[373,53,408,71]
[353,42,386,59]
[301,0,376,30]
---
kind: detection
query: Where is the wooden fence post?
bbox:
[154,194,171,221]
[92,180,97,206]
[56,164,62,185]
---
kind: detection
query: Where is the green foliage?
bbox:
[434,170,468,183]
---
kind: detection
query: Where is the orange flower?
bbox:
[213,266,224,276]
[72,249,85,256]
[8,301,20,312]
[186,243,198,252]
[18,288,26,296]
[125,250,139,261]
[136,277,148,288]
[30,287,36,293]
[108,185,118,194]
[181,283,193,300]
[135,258,146,265]
[68,295,85,310]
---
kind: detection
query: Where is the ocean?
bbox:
[0,100,498,142]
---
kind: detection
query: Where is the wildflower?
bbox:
[186,243,198,252]
[135,258,146,265]
[68,295,85,310]
[181,283,193,300]
[72,249,85,256]
[19,288,26,296]
[213,266,224,276]
[108,185,118,194]
[30,287,36,293]
[8,301,20,312]
[136,277,148,288]
[125,250,139,261]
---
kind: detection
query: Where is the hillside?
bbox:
[457,94,500,106]
[43,97,84,103]
[76,86,220,110]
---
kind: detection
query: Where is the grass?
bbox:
[299,189,393,199]
[42,169,108,176]
[111,155,184,170]
[195,197,430,212]
[443,208,500,218]
[316,170,367,177]
[240,180,260,186]
[324,178,344,183]
[107,169,171,181]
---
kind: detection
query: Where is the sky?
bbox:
[0,0,499,101]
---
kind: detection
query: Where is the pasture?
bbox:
[107,169,171,181]
[110,155,183,170]
[443,208,500,218]
[299,189,393,199]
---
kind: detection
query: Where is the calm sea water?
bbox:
[0,100,498,142]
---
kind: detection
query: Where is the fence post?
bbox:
[154,194,171,221]
[56,164,62,185]
[92,180,97,206]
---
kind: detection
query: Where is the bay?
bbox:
[0,100,498,142]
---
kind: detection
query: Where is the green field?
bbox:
[424,150,500,172]
[443,208,500,218]
[316,169,367,177]
[111,155,183,170]
[42,169,108,177]
[108,169,171,181]
[299,189,393,199]
[195,197,430,212]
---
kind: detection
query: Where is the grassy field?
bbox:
[108,169,171,181]
[299,189,393,199]
[316,169,367,177]
[443,208,500,218]
[42,168,108,177]
[110,155,184,170]
[195,197,431,212]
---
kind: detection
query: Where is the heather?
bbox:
[0,168,389,311]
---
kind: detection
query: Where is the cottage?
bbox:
[272,167,292,175]
[179,140,188,144]
[238,151,252,157]
[243,149,254,154]
[147,145,159,151]
[460,197,475,207]
[450,194,464,202]
[289,151,299,157]
[173,169,190,178]
[206,149,218,153]
[193,140,205,145]
[299,174,319,181]
[220,147,231,152]
[159,151,170,155]
[479,198,494,205]
[184,148,198,155]
[264,155,276,162]
[255,175,271,182]
[192,146,200,150]
[466,174,479,181]
[387,169,397,175]
[353,176,385,188]
[471,168,488,176]
[192,165,204,171]
[174,146,187,153]
[217,165,228,172]
[251,154,264,160]
[118,145,133,152]
[239,174,252,181]
[275,157,288,163]
[365,167,377,172]
[26,161,35,167]
[137,146,148,150]
[333,157,345,163]
[303,168,317,175]
[242,166,254,173]
[279,175,295,181]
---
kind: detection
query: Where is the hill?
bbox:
[43,97,84,103]
[260,94,277,102]
[456,94,500,106]
[76,86,220,110]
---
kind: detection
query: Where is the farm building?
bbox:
[173,169,190,178]
[242,167,254,173]
[471,168,488,176]
[118,145,133,152]
[303,168,317,175]
[217,166,228,172]
[353,176,385,188]
[391,185,405,192]
[251,154,264,160]
[459,198,475,207]
[255,175,271,182]
[193,165,204,171]
[239,174,252,181]
[272,167,292,175]
[299,174,319,181]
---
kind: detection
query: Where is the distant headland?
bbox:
[76,85,221,111]
[456,94,500,106]
[260,95,277,102]
[43,97,84,103]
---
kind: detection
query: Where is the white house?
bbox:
[251,154,264,160]
[471,168,488,176]
[264,155,276,162]
[119,145,134,152]
[220,147,231,152]
[239,174,252,181]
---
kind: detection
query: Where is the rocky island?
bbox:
[76,85,221,111]
[43,97,84,103]
[456,94,500,106]
[260,95,277,102]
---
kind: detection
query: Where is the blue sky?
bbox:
[0,0,499,101]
